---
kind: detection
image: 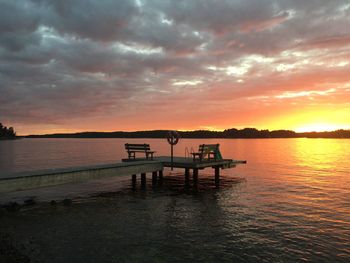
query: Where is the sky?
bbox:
[1,0,350,135]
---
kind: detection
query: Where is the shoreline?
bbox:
[23,128,350,139]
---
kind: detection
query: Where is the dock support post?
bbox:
[193,168,198,189]
[141,173,146,188]
[185,168,190,187]
[158,170,163,184]
[214,166,220,187]
[132,174,137,190]
[152,171,157,186]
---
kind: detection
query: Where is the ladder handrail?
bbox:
[185,147,189,157]
[185,147,196,157]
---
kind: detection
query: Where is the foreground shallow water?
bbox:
[0,138,349,262]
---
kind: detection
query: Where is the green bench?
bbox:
[191,144,222,161]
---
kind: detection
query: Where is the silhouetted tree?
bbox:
[0,122,17,139]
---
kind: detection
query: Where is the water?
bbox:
[0,138,349,262]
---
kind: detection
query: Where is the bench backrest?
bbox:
[125,143,151,152]
[198,144,219,153]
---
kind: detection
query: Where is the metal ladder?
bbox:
[185,147,195,158]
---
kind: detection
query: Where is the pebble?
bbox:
[63,198,72,206]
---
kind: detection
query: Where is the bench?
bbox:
[125,143,155,160]
[191,144,222,161]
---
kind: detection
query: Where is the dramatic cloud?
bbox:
[0,0,349,134]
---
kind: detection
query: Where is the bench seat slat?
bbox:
[126,145,150,148]
[125,148,152,151]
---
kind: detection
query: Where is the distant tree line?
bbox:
[0,123,16,139]
[298,130,350,138]
[26,128,350,139]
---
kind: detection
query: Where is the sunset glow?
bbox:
[1,1,349,135]
[295,124,346,133]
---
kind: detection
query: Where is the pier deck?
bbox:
[0,156,246,193]
[0,161,163,193]
[122,156,246,169]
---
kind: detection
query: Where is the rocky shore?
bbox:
[0,232,31,263]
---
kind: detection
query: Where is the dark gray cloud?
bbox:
[0,0,349,133]
[43,0,138,41]
[0,1,41,51]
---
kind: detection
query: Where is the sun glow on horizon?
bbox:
[295,123,346,133]
[266,107,350,133]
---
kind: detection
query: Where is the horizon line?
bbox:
[21,127,350,137]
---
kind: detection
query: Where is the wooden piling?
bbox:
[185,168,190,186]
[141,173,146,188]
[132,174,137,189]
[193,168,198,188]
[214,166,220,187]
[158,170,163,184]
[152,171,157,186]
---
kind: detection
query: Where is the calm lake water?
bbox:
[0,138,349,262]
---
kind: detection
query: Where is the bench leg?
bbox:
[145,152,154,160]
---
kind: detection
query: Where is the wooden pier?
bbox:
[0,161,163,193]
[123,156,246,188]
[0,156,246,193]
